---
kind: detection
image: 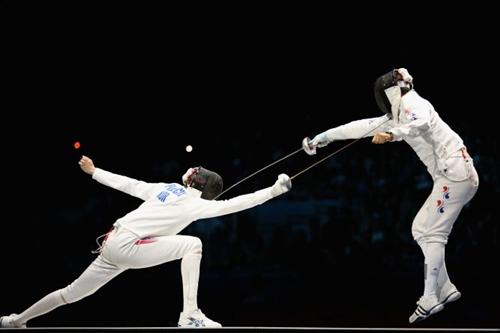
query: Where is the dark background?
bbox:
[1,1,498,329]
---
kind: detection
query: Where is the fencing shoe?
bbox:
[0,314,27,328]
[178,309,222,328]
[409,295,444,323]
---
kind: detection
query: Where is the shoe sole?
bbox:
[178,325,222,328]
[441,290,461,305]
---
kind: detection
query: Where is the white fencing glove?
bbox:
[270,173,292,197]
[394,68,413,88]
[302,132,329,155]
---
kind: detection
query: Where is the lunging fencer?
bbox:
[1,155,292,328]
[303,68,479,323]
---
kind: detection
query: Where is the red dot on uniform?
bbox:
[74,141,81,149]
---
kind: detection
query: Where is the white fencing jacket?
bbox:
[92,168,274,238]
[321,90,468,181]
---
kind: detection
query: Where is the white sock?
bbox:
[437,252,451,290]
[181,252,201,314]
[13,290,66,326]
[419,241,451,292]
[423,242,445,297]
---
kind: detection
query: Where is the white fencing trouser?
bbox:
[412,154,479,245]
[14,226,202,326]
[411,152,478,296]
[62,226,202,304]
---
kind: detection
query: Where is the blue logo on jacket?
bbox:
[157,184,186,202]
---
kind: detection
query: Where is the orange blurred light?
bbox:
[74,141,81,149]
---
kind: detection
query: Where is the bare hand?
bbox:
[372,132,393,144]
[79,155,96,175]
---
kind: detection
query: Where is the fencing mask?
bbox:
[182,167,223,200]
[374,68,413,117]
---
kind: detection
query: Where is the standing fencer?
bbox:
[303,68,479,323]
[1,155,291,328]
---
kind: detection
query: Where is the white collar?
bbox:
[186,186,202,198]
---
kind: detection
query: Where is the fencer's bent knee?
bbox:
[190,237,202,253]
[414,234,448,246]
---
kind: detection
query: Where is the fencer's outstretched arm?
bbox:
[196,174,291,219]
[303,115,392,155]
[320,115,392,142]
[79,155,159,201]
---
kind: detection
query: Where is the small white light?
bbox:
[186,145,193,152]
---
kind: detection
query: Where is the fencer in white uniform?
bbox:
[1,156,292,328]
[303,68,479,323]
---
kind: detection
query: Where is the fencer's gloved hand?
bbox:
[395,68,413,83]
[271,174,292,197]
[302,133,329,155]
